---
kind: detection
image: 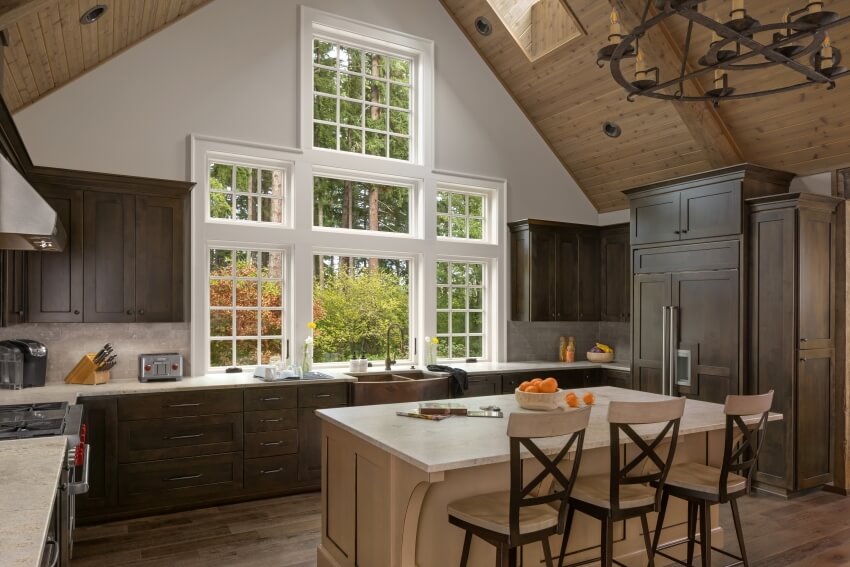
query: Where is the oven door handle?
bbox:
[44,537,59,567]
[68,444,91,496]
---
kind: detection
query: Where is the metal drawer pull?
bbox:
[68,444,91,496]
[261,418,282,423]
[260,467,284,475]
[167,473,203,482]
[166,433,204,440]
[262,397,281,401]
[44,538,59,567]
[315,394,332,398]
[167,403,201,408]
[260,441,284,446]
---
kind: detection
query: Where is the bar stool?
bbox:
[558,397,687,567]
[649,391,774,567]
[448,406,592,567]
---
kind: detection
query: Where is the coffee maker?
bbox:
[0,339,48,388]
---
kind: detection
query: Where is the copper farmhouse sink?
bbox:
[347,370,450,406]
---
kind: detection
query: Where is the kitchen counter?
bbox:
[0,361,630,405]
[0,436,68,567]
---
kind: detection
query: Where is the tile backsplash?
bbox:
[0,323,190,383]
[506,321,630,363]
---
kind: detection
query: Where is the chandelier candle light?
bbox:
[598,0,850,104]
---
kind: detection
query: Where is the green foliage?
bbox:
[313,176,409,233]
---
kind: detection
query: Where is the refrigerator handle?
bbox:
[661,306,669,396]
[670,306,678,397]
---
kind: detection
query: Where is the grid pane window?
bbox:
[436,261,485,360]
[313,176,410,234]
[436,189,486,240]
[209,162,284,223]
[209,248,284,368]
[313,254,410,363]
[312,38,413,161]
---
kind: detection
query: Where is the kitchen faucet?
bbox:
[385,323,404,371]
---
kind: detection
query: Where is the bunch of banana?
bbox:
[594,342,614,354]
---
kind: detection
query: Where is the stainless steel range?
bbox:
[0,402,89,567]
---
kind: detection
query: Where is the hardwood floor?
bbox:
[71,489,850,566]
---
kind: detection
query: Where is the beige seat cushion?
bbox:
[569,474,656,510]
[664,462,747,496]
[448,491,559,535]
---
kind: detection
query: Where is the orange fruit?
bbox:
[566,396,580,408]
[583,392,596,406]
[525,384,541,393]
[540,377,558,393]
[518,381,531,392]
[531,378,543,385]
[564,391,577,399]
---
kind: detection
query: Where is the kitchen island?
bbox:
[315,387,781,567]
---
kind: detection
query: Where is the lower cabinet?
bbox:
[501,369,600,392]
[454,374,501,397]
[604,369,632,389]
[77,382,349,523]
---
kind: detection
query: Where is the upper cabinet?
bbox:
[0,250,27,327]
[626,165,795,246]
[509,220,624,322]
[25,169,193,324]
[600,224,629,322]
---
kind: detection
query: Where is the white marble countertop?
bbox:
[0,436,68,567]
[0,361,630,405]
[317,387,782,474]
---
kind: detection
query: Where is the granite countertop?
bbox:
[0,436,68,567]
[316,386,782,474]
[0,361,631,405]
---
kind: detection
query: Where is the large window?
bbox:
[437,188,486,241]
[208,161,285,223]
[312,38,413,161]
[313,175,410,234]
[208,248,284,369]
[436,260,486,360]
[313,254,410,363]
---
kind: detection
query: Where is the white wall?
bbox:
[791,172,832,195]
[15,0,599,224]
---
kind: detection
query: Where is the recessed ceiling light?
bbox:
[474,17,493,36]
[603,121,622,138]
[80,4,108,25]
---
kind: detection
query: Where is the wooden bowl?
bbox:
[515,388,565,411]
[586,352,615,363]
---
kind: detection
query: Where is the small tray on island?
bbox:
[416,402,503,418]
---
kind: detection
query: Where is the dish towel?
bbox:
[427,364,468,397]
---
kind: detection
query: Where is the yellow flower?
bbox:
[431,337,439,345]
[307,321,317,330]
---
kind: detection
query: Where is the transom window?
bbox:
[437,188,486,240]
[313,175,410,234]
[312,38,413,161]
[436,260,486,360]
[208,248,285,369]
[208,162,284,223]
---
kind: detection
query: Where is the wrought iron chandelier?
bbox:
[598,0,850,104]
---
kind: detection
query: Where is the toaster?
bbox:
[139,353,183,382]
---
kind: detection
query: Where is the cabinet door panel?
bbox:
[577,232,600,321]
[27,189,84,322]
[299,406,334,483]
[632,273,670,395]
[672,270,740,404]
[798,209,834,350]
[797,351,834,489]
[462,374,500,397]
[76,397,118,519]
[135,196,183,322]
[679,180,741,240]
[630,192,680,244]
[530,229,558,321]
[601,228,628,322]
[1,251,26,326]
[84,192,135,322]
[557,231,578,321]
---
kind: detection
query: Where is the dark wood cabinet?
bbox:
[604,369,631,389]
[135,196,184,322]
[27,187,84,323]
[509,220,602,322]
[748,193,838,494]
[459,374,501,397]
[77,397,119,516]
[0,250,26,326]
[298,407,323,483]
[600,224,629,322]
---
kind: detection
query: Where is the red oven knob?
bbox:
[75,443,84,466]
[80,423,87,444]
[171,363,179,371]
[144,364,152,372]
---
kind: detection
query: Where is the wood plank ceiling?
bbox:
[442,0,850,212]
[1,0,212,113]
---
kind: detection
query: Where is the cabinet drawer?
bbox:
[118,390,243,420]
[245,409,298,433]
[244,455,298,491]
[299,383,348,408]
[245,430,298,459]
[118,413,243,463]
[634,241,739,274]
[461,374,501,397]
[502,374,524,393]
[244,387,297,411]
[604,369,632,389]
[118,452,243,506]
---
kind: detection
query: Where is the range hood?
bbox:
[0,153,66,252]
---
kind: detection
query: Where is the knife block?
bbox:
[65,354,111,385]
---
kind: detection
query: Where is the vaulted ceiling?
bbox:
[442,0,850,212]
[0,0,212,112]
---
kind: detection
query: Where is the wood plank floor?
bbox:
[71,489,850,566]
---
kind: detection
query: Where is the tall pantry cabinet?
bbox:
[748,193,840,494]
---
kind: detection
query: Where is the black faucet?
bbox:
[385,323,404,371]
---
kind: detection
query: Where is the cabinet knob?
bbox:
[674,230,681,234]
[126,309,134,315]
[73,310,80,315]
[138,309,145,315]
[17,310,24,317]
[681,229,688,234]
[801,338,808,342]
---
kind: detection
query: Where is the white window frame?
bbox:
[434,257,492,362]
[436,182,498,244]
